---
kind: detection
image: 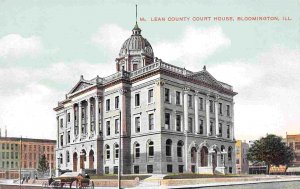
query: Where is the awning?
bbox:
[286,167,300,173]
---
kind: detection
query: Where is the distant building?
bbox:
[285,134,300,174]
[0,137,56,179]
[235,140,249,174]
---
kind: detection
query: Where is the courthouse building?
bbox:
[54,23,237,175]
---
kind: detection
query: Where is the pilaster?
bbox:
[215,96,219,137]
[205,94,210,136]
[194,92,199,134]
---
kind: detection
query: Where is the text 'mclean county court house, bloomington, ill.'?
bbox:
[54,22,237,175]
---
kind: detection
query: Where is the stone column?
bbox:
[183,87,189,132]
[217,152,222,167]
[87,99,91,137]
[215,96,219,137]
[95,96,100,137]
[206,95,210,136]
[183,87,189,172]
[194,93,199,134]
[78,102,82,138]
[208,152,212,167]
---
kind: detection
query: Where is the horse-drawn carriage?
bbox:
[42,172,94,189]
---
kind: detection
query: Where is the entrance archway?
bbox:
[80,149,86,169]
[200,146,208,167]
[73,152,78,172]
[89,150,94,169]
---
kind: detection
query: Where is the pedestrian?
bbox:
[22,176,25,184]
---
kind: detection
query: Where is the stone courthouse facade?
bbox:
[54,23,237,175]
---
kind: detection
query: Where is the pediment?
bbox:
[190,70,223,88]
[68,81,93,94]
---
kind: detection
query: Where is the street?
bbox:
[194,180,300,189]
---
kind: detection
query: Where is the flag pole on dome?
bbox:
[136,4,138,24]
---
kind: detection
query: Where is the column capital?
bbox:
[214,95,220,102]
[194,91,199,96]
[155,80,165,86]
[119,88,128,95]
[183,87,190,93]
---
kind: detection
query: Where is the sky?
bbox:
[0,0,299,141]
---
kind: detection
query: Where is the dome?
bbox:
[119,23,154,57]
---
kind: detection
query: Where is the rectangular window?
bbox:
[188,94,192,108]
[60,118,63,127]
[135,117,140,133]
[219,123,222,137]
[147,165,153,173]
[60,135,63,146]
[135,93,140,106]
[178,165,184,173]
[67,131,71,143]
[148,89,154,103]
[115,96,119,109]
[105,167,109,174]
[188,117,193,133]
[106,99,110,111]
[209,121,213,136]
[176,115,181,132]
[165,113,170,130]
[115,119,119,134]
[106,121,110,136]
[67,113,70,122]
[219,103,223,115]
[134,166,139,174]
[227,125,230,138]
[149,114,154,130]
[199,119,204,134]
[199,97,204,110]
[165,88,170,103]
[226,105,230,116]
[176,91,181,105]
[167,164,173,173]
[209,100,214,113]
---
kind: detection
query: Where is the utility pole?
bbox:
[19,136,22,189]
[118,110,122,189]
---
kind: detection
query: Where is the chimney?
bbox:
[0,128,1,137]
[5,126,7,137]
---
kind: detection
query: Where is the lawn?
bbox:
[90,174,151,180]
[163,173,244,179]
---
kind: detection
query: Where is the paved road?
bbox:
[196,180,300,189]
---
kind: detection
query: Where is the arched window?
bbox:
[166,139,172,157]
[105,145,110,159]
[66,151,70,163]
[228,146,232,161]
[177,141,184,158]
[191,147,197,163]
[134,143,140,159]
[114,144,119,159]
[200,146,208,167]
[148,141,154,157]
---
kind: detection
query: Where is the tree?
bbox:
[247,134,294,174]
[37,154,49,175]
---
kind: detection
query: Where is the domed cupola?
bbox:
[116,23,154,72]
